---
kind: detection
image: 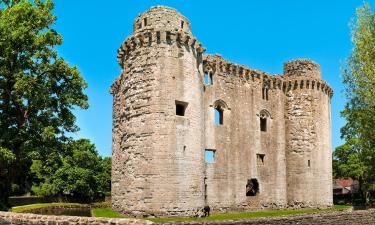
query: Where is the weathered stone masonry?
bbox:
[111,6,333,217]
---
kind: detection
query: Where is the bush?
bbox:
[0,201,8,211]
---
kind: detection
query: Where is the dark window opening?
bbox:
[214,106,224,125]
[262,88,265,100]
[257,154,265,165]
[204,178,208,200]
[137,22,142,29]
[210,73,213,85]
[205,149,216,163]
[260,118,267,132]
[246,179,259,196]
[262,88,269,101]
[308,160,311,167]
[176,101,188,116]
[156,31,161,44]
[166,31,171,44]
[181,20,184,29]
[143,18,147,26]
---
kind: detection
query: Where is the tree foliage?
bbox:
[0,0,88,204]
[336,2,375,205]
[31,139,111,200]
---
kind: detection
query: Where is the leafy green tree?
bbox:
[0,0,88,204]
[31,139,111,201]
[339,2,375,205]
[0,147,15,208]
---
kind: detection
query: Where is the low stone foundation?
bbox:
[0,211,153,225]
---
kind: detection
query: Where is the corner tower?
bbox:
[110,6,206,216]
[284,59,333,208]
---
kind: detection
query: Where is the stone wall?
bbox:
[0,211,152,225]
[203,54,287,212]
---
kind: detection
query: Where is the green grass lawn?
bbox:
[10,202,110,213]
[11,203,84,213]
[91,208,127,218]
[88,205,351,222]
[149,205,352,223]
[11,203,352,223]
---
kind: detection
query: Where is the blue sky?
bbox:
[53,0,368,156]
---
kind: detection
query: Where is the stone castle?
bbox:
[110,6,333,217]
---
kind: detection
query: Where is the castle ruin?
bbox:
[110,6,333,217]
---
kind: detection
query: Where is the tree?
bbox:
[0,0,88,205]
[339,2,375,205]
[31,139,111,201]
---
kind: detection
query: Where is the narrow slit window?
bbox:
[308,160,311,167]
[214,106,224,125]
[266,89,269,101]
[176,101,188,116]
[181,20,184,29]
[262,88,265,100]
[260,118,267,132]
[205,149,216,163]
[156,31,161,44]
[143,18,147,26]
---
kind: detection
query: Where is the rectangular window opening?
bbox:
[156,31,161,44]
[205,149,216,163]
[260,118,267,132]
[175,101,188,116]
[308,160,311,167]
[181,20,184,29]
[143,18,147,26]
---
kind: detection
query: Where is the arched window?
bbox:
[259,110,271,132]
[213,100,229,126]
[204,72,213,85]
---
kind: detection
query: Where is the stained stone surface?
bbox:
[111,6,333,217]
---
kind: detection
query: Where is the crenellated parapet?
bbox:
[117,29,205,67]
[133,6,192,34]
[283,78,333,98]
[283,59,333,97]
[203,54,281,86]
[203,54,333,98]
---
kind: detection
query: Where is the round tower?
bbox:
[111,6,206,217]
[284,59,333,208]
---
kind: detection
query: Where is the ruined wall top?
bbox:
[133,6,191,34]
[284,59,321,79]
